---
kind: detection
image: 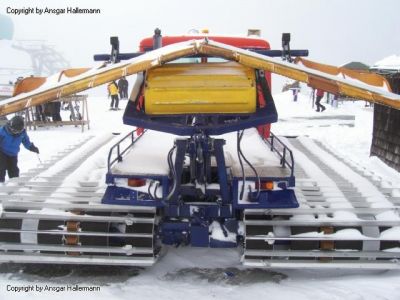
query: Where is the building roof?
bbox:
[371,55,400,73]
[341,61,370,71]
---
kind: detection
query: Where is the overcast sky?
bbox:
[1,0,400,92]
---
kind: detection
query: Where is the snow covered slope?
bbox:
[0,92,399,300]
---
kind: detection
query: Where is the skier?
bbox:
[50,101,62,122]
[122,77,129,99]
[117,78,124,99]
[34,104,47,122]
[0,116,39,183]
[118,77,129,99]
[107,81,119,110]
[290,87,300,102]
[315,88,326,112]
[53,101,62,122]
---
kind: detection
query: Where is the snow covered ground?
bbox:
[0,90,400,300]
[273,90,400,188]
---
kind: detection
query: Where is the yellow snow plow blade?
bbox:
[294,57,392,92]
[0,42,199,116]
[197,41,400,109]
[145,61,256,114]
[1,38,399,116]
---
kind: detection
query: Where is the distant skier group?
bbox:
[107,77,129,110]
[34,102,62,123]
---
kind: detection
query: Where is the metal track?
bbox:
[242,137,400,269]
[0,133,161,266]
[1,132,399,269]
[0,207,159,265]
[0,253,155,266]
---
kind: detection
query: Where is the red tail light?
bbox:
[128,178,146,187]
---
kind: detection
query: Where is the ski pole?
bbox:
[37,154,42,164]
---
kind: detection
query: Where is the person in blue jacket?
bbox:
[0,115,39,182]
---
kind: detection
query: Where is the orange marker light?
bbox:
[259,181,274,190]
[128,178,146,187]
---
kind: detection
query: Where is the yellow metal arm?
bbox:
[0,43,198,116]
[1,39,399,116]
[200,40,400,109]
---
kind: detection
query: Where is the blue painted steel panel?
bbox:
[232,187,299,209]
[123,101,278,136]
[190,225,209,247]
[162,222,190,245]
[210,238,236,248]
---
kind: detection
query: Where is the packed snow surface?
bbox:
[0,90,400,299]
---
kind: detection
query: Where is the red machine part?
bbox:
[139,35,270,52]
[256,72,272,139]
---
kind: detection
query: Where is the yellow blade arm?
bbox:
[1,38,399,116]
[200,40,400,109]
[294,57,392,92]
[0,41,198,116]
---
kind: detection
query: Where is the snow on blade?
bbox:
[203,39,400,108]
[2,38,400,116]
[0,40,200,115]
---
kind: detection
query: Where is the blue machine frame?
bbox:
[103,127,298,247]
[101,42,300,248]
